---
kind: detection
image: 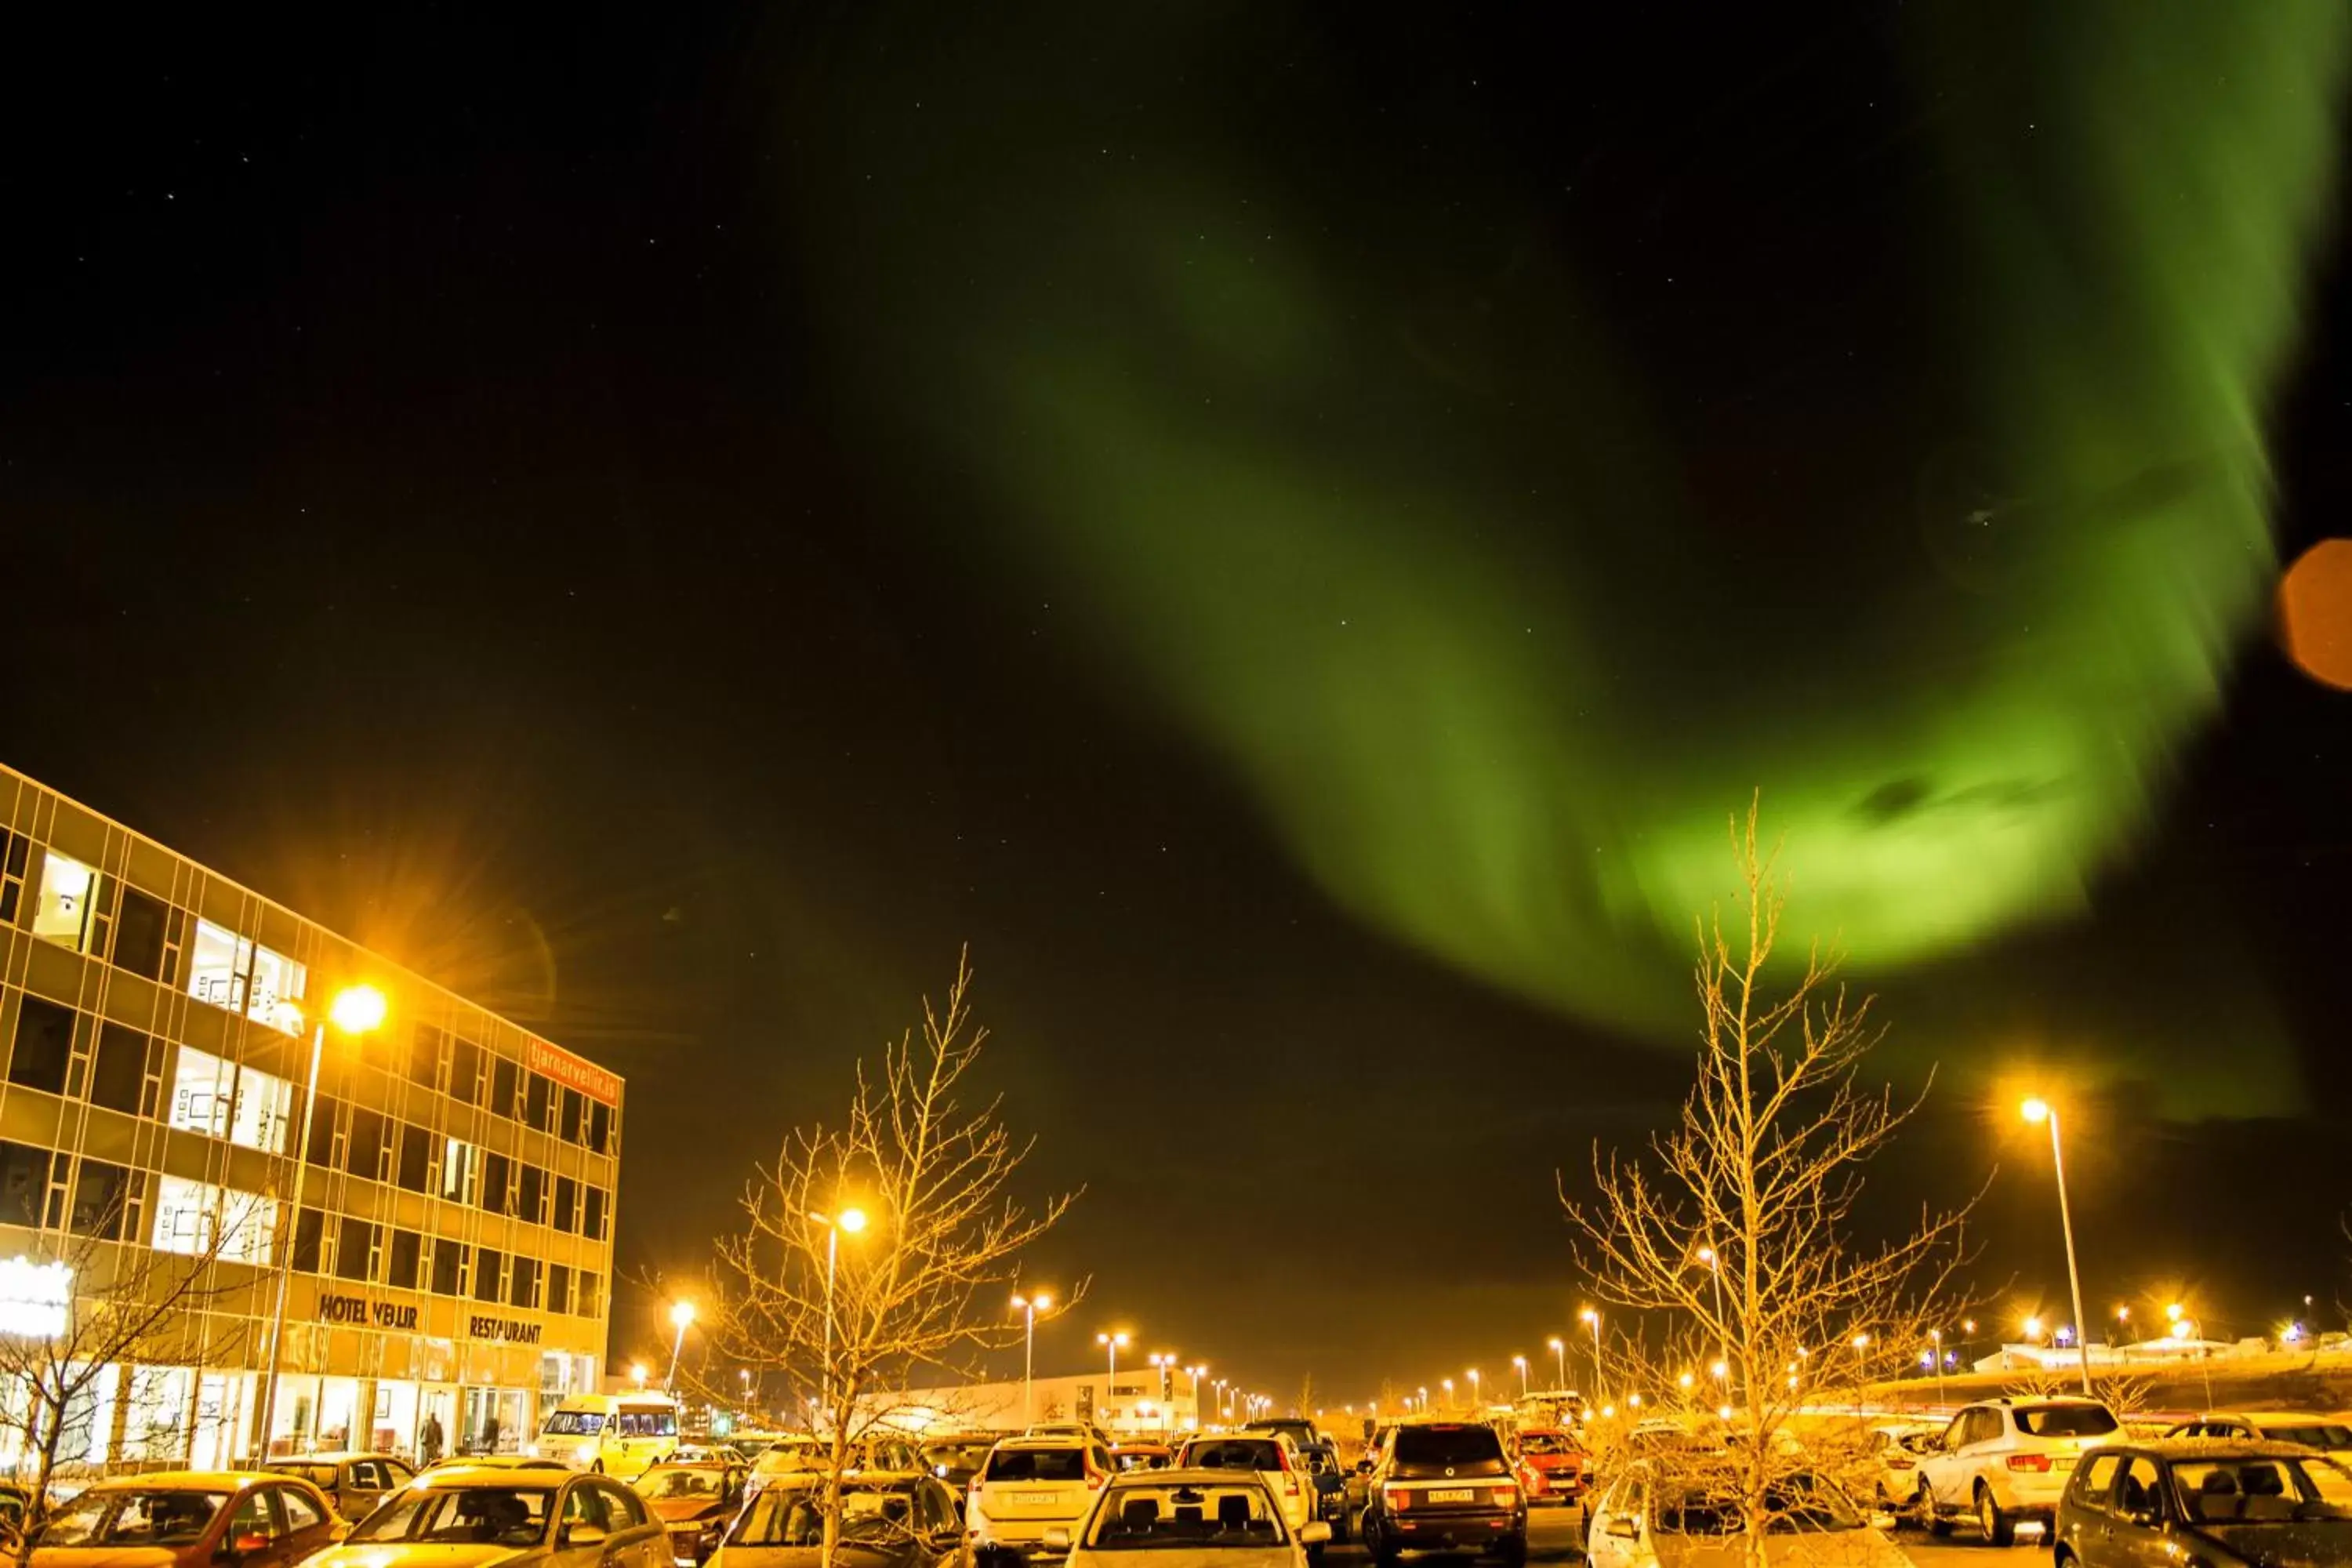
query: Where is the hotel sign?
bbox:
[526,1039,620,1109]
[317,1291,419,1331]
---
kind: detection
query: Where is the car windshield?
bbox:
[347,1485,554,1545]
[543,1410,607,1436]
[641,1469,725,1499]
[2267,1426,2352,1450]
[1392,1425,1509,1477]
[617,1409,677,1437]
[38,1490,229,1548]
[1657,1476,1862,1535]
[986,1448,1087,1483]
[733,1486,916,1546]
[757,1443,826,1475]
[2016,1406,2118,1438]
[924,1443,996,1474]
[1521,1432,1581,1457]
[1183,1440,1284,1472]
[1085,1482,1288,1550]
[2172,1457,2352,1523]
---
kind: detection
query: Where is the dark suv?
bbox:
[1361,1422,1526,1567]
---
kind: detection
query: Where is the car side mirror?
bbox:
[564,1524,610,1548]
[1301,1523,1332,1544]
[1607,1518,1638,1540]
[1042,1526,1073,1551]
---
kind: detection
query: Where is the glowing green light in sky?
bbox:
[799,4,2347,1078]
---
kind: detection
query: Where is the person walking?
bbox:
[420,1410,445,1465]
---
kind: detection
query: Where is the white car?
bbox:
[1585,1463,1912,1568]
[2165,1411,2352,1458]
[1912,1396,2120,1544]
[1044,1468,1328,1568]
[1177,1433,1314,1542]
[967,1433,1115,1563]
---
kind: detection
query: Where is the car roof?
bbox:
[645,1460,739,1470]
[1107,1467,1276,1489]
[91,1472,278,1491]
[2185,1411,2343,1425]
[416,1463,571,1483]
[995,1435,1092,1450]
[266,1454,396,1465]
[2117,1438,2336,1460]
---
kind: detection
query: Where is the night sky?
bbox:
[5,5,2350,1405]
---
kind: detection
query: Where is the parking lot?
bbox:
[1316,1501,2053,1568]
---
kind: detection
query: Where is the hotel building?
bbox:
[0,761,622,1468]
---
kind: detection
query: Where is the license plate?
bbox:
[2054,1457,2076,1471]
[1430,1489,1475,1503]
[1017,1494,1059,1506]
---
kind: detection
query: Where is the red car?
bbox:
[1512,1428,1587,1506]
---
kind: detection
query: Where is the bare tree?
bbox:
[0,1184,260,1539]
[692,952,1081,1568]
[1565,800,1973,1568]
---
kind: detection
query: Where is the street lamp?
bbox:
[1468,1368,1481,1410]
[1927,1329,1947,1405]
[258,982,386,1457]
[1693,1245,1730,1375]
[2021,1096,2093,1396]
[1149,1352,1179,1406]
[1187,1365,1207,1421]
[1512,1355,1529,1398]
[1547,1337,1566,1392]
[1580,1307,1602,1402]
[2024,1316,2044,1342]
[1098,1331,1129,1429]
[1441,1377,1454,1412]
[666,1301,696,1392]
[1012,1290,1055,1423]
[808,1206,869,1419]
[631,1363,648,1388]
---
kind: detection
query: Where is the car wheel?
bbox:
[1916,1483,1951,1537]
[1975,1484,2013,1548]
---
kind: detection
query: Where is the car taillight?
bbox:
[1889,1457,1915,1470]
[2007,1454,2052,1472]
[1388,1490,1412,1512]
[1492,1486,1519,1508]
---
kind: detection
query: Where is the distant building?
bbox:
[877,1369,1205,1435]
[0,761,622,1467]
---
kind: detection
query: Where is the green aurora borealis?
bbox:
[795,5,2348,1093]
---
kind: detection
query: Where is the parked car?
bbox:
[2165,1413,2352,1457]
[636,1460,751,1566]
[534,1392,683,1479]
[1859,1423,1940,1509]
[419,1455,575,1476]
[1298,1443,1352,1537]
[1176,1434,1315,1548]
[2054,1438,2352,1568]
[710,1475,963,1568]
[1113,1443,1176,1473]
[745,1436,924,1500]
[1358,1421,1526,1567]
[302,1467,668,1568]
[1911,1396,2120,1544]
[260,1454,417,1523]
[966,1433,1115,1564]
[1042,1468,1328,1568]
[1245,1420,1325,1454]
[29,1471,342,1568]
[1510,1428,1588,1508]
[1584,1462,1912,1568]
[921,1434,1001,1494]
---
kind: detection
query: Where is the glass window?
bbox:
[408,1025,443,1092]
[450,1039,484,1105]
[184,920,304,1033]
[2077,1454,2122,1511]
[346,1109,387,1179]
[277,1487,325,1534]
[69,1160,131,1239]
[2118,1457,2163,1518]
[491,1056,519,1119]
[547,1265,572,1315]
[89,1023,148,1116]
[2016,1406,2119,1439]
[397,1125,431,1192]
[0,1142,53,1228]
[245,944,306,1034]
[440,1139,477,1204]
[430,1238,463,1296]
[517,1165,544,1225]
[32,851,100,949]
[151,1178,275,1265]
[387,1229,422,1290]
[0,830,22,923]
[480,1152,511,1215]
[305,1096,342,1167]
[9,997,74,1094]
[588,1101,612,1154]
[576,1272,601,1318]
[524,1073,552,1130]
[508,1257,539,1309]
[559,1089,585,1143]
[167,1046,236,1140]
[292,1210,325,1272]
[583,1187,606,1241]
[553,1176,578,1235]
[473,1248,503,1303]
[348,1484,552,1545]
[336,1218,375,1283]
[111,888,171,980]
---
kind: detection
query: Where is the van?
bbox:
[534,1392,681,1478]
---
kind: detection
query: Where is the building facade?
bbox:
[0,762,621,1470]
[884,1369,1204,1435]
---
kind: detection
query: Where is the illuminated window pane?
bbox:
[151,1177,276,1265]
[168,1047,236,1139]
[31,852,99,950]
[440,1139,477,1204]
[245,944,306,1034]
[187,920,252,1014]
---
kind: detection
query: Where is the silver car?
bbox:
[1047,1468,1329,1568]
[1584,1464,1915,1568]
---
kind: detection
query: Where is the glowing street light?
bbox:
[2024,1316,2044,1342]
[1441,1377,1454,1411]
[809,1206,870,1417]
[1098,1331,1130,1428]
[1580,1306,1603,1402]
[260,983,386,1454]
[631,1363,649,1388]
[1547,1336,1566,1392]
[666,1300,697,1392]
[2021,1096,2093,1395]
[1011,1290,1056,1423]
[1467,1368,1481,1409]
[1512,1355,1529,1397]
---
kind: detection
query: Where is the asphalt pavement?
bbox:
[1318,1504,2052,1568]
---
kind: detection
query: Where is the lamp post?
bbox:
[1927,1330,1947,1406]
[1011,1290,1054,1423]
[257,983,387,1458]
[1441,1377,1454,1414]
[1851,1332,1870,1418]
[1149,1352,1178,1406]
[808,1206,869,1420]
[666,1301,696,1392]
[631,1363,648,1389]
[2021,1098,2094,1396]
[1547,1337,1566,1392]
[1694,1245,1730,1378]
[1512,1356,1529,1399]
[1098,1331,1129,1430]
[1188,1365,1206,1425]
[1467,1369,1481,1410]
[1580,1307,1603,1404]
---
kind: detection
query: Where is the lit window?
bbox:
[32,853,99,950]
[184,920,307,1034]
[150,1177,277,1266]
[440,1139,478,1204]
[166,1047,294,1153]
